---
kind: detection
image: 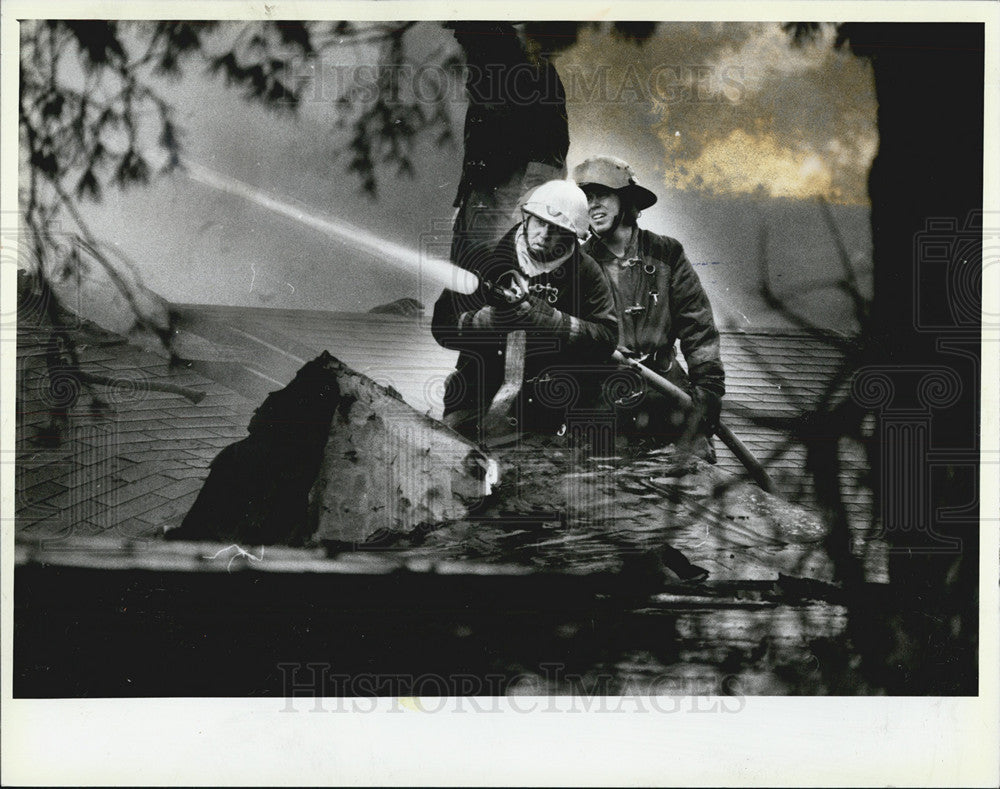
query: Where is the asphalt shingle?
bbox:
[16,302,873,542]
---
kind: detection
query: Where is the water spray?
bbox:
[182,161,773,490]
[183,160,479,296]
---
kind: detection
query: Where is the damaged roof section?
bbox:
[15,290,873,544]
[179,303,874,526]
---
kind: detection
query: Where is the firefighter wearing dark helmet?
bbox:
[573,155,725,462]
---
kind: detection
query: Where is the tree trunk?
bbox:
[853,22,983,693]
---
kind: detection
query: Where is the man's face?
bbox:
[584,185,621,236]
[524,214,575,260]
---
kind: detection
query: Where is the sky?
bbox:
[61,21,877,333]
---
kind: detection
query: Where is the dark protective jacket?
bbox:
[584,228,725,400]
[432,225,618,436]
[451,23,569,209]
[448,23,570,272]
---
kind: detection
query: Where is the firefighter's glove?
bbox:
[687,433,717,465]
[466,306,503,331]
[691,386,722,436]
[496,295,563,332]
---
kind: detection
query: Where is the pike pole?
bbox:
[184,161,776,493]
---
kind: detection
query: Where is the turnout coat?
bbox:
[584,228,725,400]
[432,225,618,439]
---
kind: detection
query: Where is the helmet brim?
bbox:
[578,181,658,212]
[625,184,658,211]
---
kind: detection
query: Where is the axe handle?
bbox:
[611,350,776,494]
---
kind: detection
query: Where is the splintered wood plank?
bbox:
[310,355,498,544]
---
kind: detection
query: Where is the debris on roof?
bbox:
[368,297,425,317]
[159,350,876,584]
[167,351,496,547]
[16,289,876,577]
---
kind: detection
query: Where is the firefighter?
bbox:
[572,155,725,462]
[432,180,618,443]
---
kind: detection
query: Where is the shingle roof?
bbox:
[179,305,873,525]
[714,330,872,527]
[15,315,257,541]
[15,302,873,543]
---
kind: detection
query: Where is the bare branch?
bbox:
[817,196,870,328]
[314,21,418,50]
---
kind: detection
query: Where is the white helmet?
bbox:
[520,180,591,240]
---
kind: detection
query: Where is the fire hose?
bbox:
[610,350,776,494]
[184,161,776,493]
[477,269,776,493]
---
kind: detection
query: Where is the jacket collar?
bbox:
[586,226,641,265]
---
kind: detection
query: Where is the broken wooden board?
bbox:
[167,351,497,546]
[309,356,498,544]
[167,349,884,585]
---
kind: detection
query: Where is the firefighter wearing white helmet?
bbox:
[573,155,725,462]
[520,179,591,240]
[432,180,618,442]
